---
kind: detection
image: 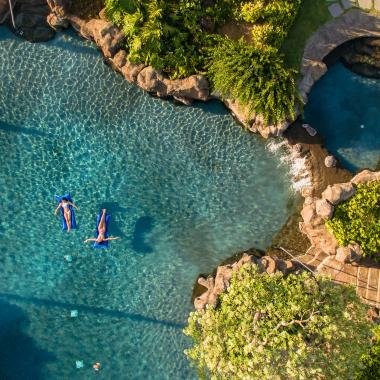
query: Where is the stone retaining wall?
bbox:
[194,253,300,310]
[300,170,380,262]
[46,7,211,104]
[298,9,380,102]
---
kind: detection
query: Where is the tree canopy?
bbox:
[356,324,380,380]
[184,264,372,379]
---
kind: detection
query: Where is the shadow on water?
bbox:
[0,294,184,330]
[98,202,127,238]
[193,99,229,116]
[0,299,55,380]
[132,216,155,254]
[0,121,46,137]
[46,29,100,57]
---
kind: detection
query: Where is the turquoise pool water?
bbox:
[0,27,293,379]
[304,62,380,172]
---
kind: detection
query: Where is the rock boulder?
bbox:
[82,19,124,58]
[335,243,363,263]
[137,66,167,95]
[122,60,146,83]
[301,204,316,224]
[166,75,209,101]
[136,66,210,102]
[111,49,128,72]
[13,0,55,42]
[322,182,355,205]
[193,253,297,310]
[47,12,69,30]
[316,198,334,220]
[325,155,337,168]
[351,169,380,185]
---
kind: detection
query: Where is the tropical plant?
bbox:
[184,264,372,379]
[206,37,299,124]
[104,0,303,123]
[326,182,380,258]
[104,0,211,78]
[356,324,380,380]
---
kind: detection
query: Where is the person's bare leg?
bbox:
[65,210,71,232]
[98,209,106,232]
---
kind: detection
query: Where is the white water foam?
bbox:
[266,139,312,193]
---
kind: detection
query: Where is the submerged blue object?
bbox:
[70,310,78,318]
[55,194,77,230]
[94,212,111,249]
[75,360,83,369]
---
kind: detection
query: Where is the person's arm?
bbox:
[83,238,97,243]
[104,237,120,241]
[53,204,61,215]
[68,201,80,211]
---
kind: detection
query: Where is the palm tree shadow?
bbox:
[0,121,46,137]
[132,216,155,254]
[0,299,55,380]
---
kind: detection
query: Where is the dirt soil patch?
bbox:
[218,20,253,44]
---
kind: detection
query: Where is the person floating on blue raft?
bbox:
[54,194,79,232]
[83,209,120,248]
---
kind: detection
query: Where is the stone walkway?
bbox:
[299,251,380,308]
[327,0,380,17]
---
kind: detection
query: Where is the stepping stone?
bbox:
[357,266,369,298]
[365,268,379,304]
[374,0,380,10]
[341,0,355,9]
[334,264,358,285]
[328,3,344,17]
[358,0,373,9]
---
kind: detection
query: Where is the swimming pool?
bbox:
[304,62,380,172]
[0,27,293,379]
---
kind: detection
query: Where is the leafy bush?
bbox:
[326,182,380,258]
[235,0,301,49]
[206,37,299,124]
[104,0,302,123]
[356,325,380,380]
[105,0,209,78]
[184,264,372,379]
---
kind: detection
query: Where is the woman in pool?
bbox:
[54,197,79,232]
[83,209,120,244]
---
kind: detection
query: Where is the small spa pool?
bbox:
[304,62,380,172]
[0,27,293,379]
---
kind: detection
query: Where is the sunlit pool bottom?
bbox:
[0,27,294,379]
[304,62,380,172]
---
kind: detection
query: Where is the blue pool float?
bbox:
[94,211,111,249]
[55,194,77,230]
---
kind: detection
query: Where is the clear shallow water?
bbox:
[0,27,293,379]
[304,62,380,172]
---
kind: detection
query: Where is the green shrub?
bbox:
[184,264,372,379]
[206,37,299,124]
[356,325,380,380]
[105,0,209,78]
[104,0,302,123]
[235,0,301,49]
[326,182,380,258]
